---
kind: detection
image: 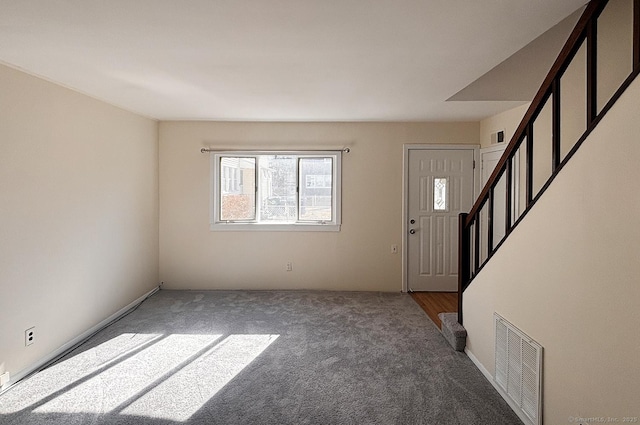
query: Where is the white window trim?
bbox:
[210,150,342,232]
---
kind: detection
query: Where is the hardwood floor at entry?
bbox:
[410,292,458,329]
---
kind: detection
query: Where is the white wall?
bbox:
[159,121,478,292]
[463,74,640,422]
[0,64,159,381]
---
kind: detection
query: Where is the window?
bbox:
[433,177,448,211]
[211,151,341,231]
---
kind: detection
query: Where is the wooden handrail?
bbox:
[464,0,607,227]
[458,0,640,324]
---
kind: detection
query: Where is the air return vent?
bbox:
[495,313,542,425]
[490,129,505,144]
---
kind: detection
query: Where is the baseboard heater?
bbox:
[494,313,543,425]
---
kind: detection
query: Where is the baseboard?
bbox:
[1,285,160,394]
[465,347,534,425]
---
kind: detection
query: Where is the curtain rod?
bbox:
[200,147,350,154]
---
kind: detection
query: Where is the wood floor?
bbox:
[410,292,458,329]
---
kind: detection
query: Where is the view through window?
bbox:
[212,152,340,230]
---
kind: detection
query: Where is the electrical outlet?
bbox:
[286,262,293,272]
[25,327,35,346]
[391,244,398,254]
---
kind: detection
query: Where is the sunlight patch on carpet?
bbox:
[32,333,222,415]
[121,334,279,422]
[0,332,163,414]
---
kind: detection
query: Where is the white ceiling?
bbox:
[0,0,587,122]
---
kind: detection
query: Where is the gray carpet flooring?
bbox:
[0,290,523,424]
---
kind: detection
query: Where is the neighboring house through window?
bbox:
[210,151,342,231]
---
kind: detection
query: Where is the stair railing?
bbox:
[458,0,640,324]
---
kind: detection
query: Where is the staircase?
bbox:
[458,0,640,325]
[452,1,640,423]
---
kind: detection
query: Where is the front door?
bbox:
[407,148,475,292]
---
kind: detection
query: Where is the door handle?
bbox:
[410,219,415,224]
[409,229,416,234]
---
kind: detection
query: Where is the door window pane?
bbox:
[434,178,448,211]
[220,157,256,220]
[299,157,333,221]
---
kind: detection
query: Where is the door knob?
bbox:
[409,229,416,234]
[410,219,415,224]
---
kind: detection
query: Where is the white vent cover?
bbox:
[491,129,506,144]
[495,313,543,425]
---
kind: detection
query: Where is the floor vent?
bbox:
[494,313,543,425]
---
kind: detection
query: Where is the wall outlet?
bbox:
[286,262,293,272]
[25,327,35,346]
[391,244,398,254]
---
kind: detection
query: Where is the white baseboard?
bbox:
[1,285,160,393]
[465,347,534,425]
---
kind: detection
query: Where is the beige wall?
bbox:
[463,74,640,422]
[597,0,634,112]
[0,64,159,380]
[479,103,529,148]
[159,121,478,291]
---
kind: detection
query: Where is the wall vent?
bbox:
[491,129,505,144]
[494,313,543,425]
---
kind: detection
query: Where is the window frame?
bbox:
[210,150,342,231]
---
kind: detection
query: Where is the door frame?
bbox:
[479,144,521,214]
[480,144,507,165]
[402,144,480,293]
[479,144,521,254]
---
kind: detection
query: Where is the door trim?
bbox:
[402,144,479,293]
[479,144,508,188]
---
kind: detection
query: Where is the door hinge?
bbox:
[473,160,476,169]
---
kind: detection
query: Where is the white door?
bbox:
[480,146,505,186]
[407,148,475,292]
[481,146,505,260]
[479,145,519,259]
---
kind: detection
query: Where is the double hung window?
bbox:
[211,151,341,231]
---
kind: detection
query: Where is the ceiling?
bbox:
[0,0,588,122]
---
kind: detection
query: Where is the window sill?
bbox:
[210,223,341,232]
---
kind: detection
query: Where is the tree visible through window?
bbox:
[220,157,255,220]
